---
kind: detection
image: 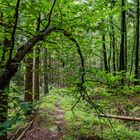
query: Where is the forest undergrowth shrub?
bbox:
[54,88,140,140]
[0,85,29,136]
[84,70,140,114]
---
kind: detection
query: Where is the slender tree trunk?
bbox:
[108,41,111,73]
[134,0,139,85]
[130,21,136,75]
[102,34,108,72]
[43,47,49,95]
[0,88,8,140]
[110,1,116,75]
[119,0,126,71]
[57,52,60,87]
[116,46,119,71]
[24,51,33,114]
[34,47,40,101]
[34,14,41,100]
[0,18,11,139]
[110,16,116,75]
[125,23,127,71]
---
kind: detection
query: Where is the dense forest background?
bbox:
[0,0,140,140]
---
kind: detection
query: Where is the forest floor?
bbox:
[8,89,140,140]
[21,100,66,140]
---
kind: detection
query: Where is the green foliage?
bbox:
[102,124,140,140]
[39,94,57,110]
[0,0,140,139]
[50,88,140,140]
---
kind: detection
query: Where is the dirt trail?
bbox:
[21,101,66,140]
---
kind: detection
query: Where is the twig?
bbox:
[93,113,140,122]
[8,0,20,62]
[82,88,120,140]
[10,127,23,140]
[71,94,82,111]
[45,0,57,29]
[57,0,63,23]
[16,121,33,140]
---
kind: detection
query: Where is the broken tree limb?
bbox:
[9,127,24,140]
[93,113,140,122]
[16,121,33,140]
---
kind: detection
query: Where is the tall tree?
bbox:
[102,34,108,72]
[34,15,41,101]
[0,12,12,140]
[0,0,83,139]
[110,0,116,75]
[34,47,40,100]
[119,0,126,71]
[24,51,33,114]
[43,48,49,95]
[134,0,139,84]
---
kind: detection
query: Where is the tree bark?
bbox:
[43,47,49,95]
[0,27,56,89]
[134,0,139,85]
[102,34,108,72]
[24,51,33,115]
[111,19,116,75]
[0,17,11,139]
[34,47,40,101]
[94,113,140,122]
[0,27,54,139]
[0,88,8,140]
[110,0,116,74]
[119,0,126,71]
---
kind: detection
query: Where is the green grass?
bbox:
[7,87,140,140]
[43,88,140,140]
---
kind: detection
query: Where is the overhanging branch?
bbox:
[56,29,85,84]
[44,0,57,30]
[8,0,21,62]
[0,26,56,89]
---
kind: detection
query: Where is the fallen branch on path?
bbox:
[9,127,24,140]
[15,121,33,140]
[94,114,140,122]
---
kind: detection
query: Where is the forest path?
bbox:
[21,100,66,140]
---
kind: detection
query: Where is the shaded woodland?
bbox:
[0,0,140,140]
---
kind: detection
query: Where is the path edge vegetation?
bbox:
[0,0,140,140]
[0,1,85,139]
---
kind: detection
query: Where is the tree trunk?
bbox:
[0,88,8,140]
[0,28,56,137]
[102,34,108,72]
[134,0,139,85]
[119,0,126,71]
[43,47,49,95]
[124,23,127,71]
[24,51,33,115]
[0,19,11,139]
[130,22,136,75]
[57,52,60,87]
[34,47,40,101]
[111,19,116,75]
[107,44,111,73]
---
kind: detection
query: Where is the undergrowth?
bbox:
[42,88,140,140]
